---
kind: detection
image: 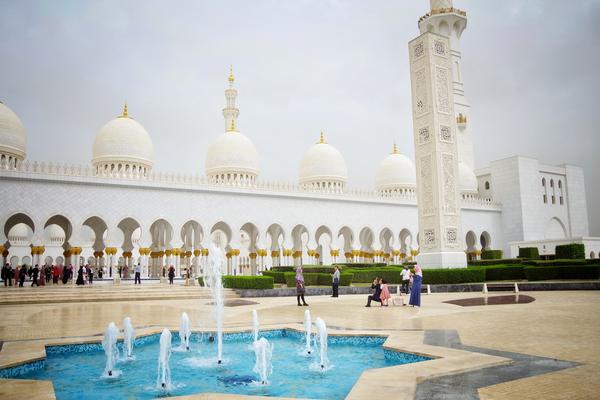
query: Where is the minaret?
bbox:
[222,66,240,131]
[418,0,473,170]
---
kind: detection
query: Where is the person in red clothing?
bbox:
[52,265,61,284]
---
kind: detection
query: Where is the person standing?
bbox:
[13,265,20,287]
[52,265,60,284]
[331,266,340,298]
[401,266,411,295]
[380,279,391,306]
[134,263,142,284]
[168,265,175,285]
[1,263,7,286]
[88,265,94,284]
[409,265,423,307]
[295,266,309,306]
[365,278,383,307]
[76,265,85,285]
[62,265,69,284]
[19,265,27,287]
[31,265,40,287]
[45,265,51,283]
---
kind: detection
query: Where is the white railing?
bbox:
[0,159,501,209]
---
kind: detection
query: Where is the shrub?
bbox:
[333,262,387,269]
[522,259,587,267]
[261,271,286,284]
[345,268,405,284]
[222,275,274,289]
[518,247,540,259]
[555,243,585,260]
[469,259,523,266]
[196,277,204,286]
[316,273,354,286]
[481,249,503,260]
[272,266,337,273]
[481,265,525,281]
[421,268,485,284]
[524,266,561,281]
[283,272,354,287]
[271,266,296,273]
[523,266,600,281]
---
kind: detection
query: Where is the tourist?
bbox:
[331,266,340,298]
[118,265,122,278]
[37,265,45,286]
[87,265,94,284]
[68,264,73,281]
[19,265,27,287]
[365,278,383,307]
[168,265,175,284]
[409,265,423,307]
[62,265,69,284]
[134,263,141,284]
[13,265,20,286]
[76,265,85,285]
[380,279,391,306]
[52,265,60,284]
[98,267,103,280]
[45,265,51,283]
[123,264,129,279]
[295,266,309,306]
[401,265,411,295]
[1,263,8,286]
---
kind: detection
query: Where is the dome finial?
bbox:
[318,130,325,144]
[392,142,399,154]
[228,65,235,84]
[228,116,237,132]
[120,102,129,118]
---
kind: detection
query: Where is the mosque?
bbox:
[0,0,597,279]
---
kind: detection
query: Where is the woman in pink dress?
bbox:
[379,279,391,306]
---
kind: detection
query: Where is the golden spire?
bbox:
[120,102,129,118]
[318,130,325,144]
[228,65,235,84]
[392,142,399,154]
[229,116,237,132]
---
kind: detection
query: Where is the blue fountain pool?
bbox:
[3,330,430,399]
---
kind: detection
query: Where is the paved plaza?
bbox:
[0,284,599,399]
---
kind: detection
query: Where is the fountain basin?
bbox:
[1,330,430,399]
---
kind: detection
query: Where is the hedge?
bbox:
[422,268,485,284]
[469,259,523,266]
[555,243,585,259]
[283,272,353,287]
[345,268,405,284]
[333,262,388,269]
[261,271,286,284]
[481,265,525,281]
[481,249,503,260]
[272,266,336,273]
[518,247,540,259]
[222,275,274,289]
[522,259,588,267]
[524,266,600,281]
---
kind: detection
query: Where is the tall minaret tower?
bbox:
[418,0,473,170]
[222,66,240,131]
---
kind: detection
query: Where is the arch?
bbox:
[240,222,260,252]
[265,223,285,250]
[210,221,232,249]
[291,224,309,251]
[4,213,35,238]
[337,226,354,256]
[465,230,477,252]
[438,20,450,37]
[315,225,333,265]
[43,224,66,247]
[44,215,73,245]
[119,217,142,252]
[591,251,596,259]
[181,220,203,250]
[480,231,491,251]
[399,229,413,253]
[83,216,108,252]
[149,219,173,250]
[544,217,567,239]
[359,227,375,251]
[379,228,394,259]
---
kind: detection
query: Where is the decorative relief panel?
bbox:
[414,69,429,117]
[445,227,458,246]
[435,66,450,114]
[433,40,446,57]
[424,229,435,246]
[420,155,435,215]
[439,125,452,143]
[414,41,424,58]
[441,153,457,214]
[418,126,430,145]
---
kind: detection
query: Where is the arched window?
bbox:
[542,177,548,204]
[542,178,546,187]
[550,179,554,188]
[558,180,562,189]
[485,181,490,190]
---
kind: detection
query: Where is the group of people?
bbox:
[1,263,104,287]
[366,265,423,307]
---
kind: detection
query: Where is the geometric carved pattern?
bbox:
[439,125,452,143]
[419,126,431,145]
[442,153,456,214]
[424,229,435,246]
[415,69,428,116]
[435,67,450,114]
[433,40,446,56]
[414,41,424,58]
[445,227,458,245]
[420,155,435,215]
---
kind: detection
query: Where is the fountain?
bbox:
[203,243,225,364]
[157,328,172,390]
[179,312,192,351]
[314,317,329,370]
[304,310,312,354]
[102,322,120,377]
[252,337,273,385]
[252,309,259,342]
[123,317,135,359]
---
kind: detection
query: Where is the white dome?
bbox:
[459,162,478,193]
[44,224,66,246]
[0,101,27,161]
[8,223,32,245]
[92,106,154,172]
[376,147,416,191]
[299,134,347,188]
[205,125,259,180]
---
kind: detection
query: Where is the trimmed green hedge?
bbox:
[272,266,337,273]
[522,259,588,267]
[422,268,485,284]
[524,266,600,281]
[518,247,539,259]
[222,275,274,289]
[345,268,405,284]
[481,249,503,260]
[283,272,353,287]
[469,259,523,266]
[261,271,286,284]
[333,262,387,269]
[555,243,585,260]
[481,265,525,281]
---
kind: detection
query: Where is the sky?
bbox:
[1,0,599,236]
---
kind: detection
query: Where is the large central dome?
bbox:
[0,101,27,168]
[205,119,259,184]
[92,105,154,176]
[299,132,347,191]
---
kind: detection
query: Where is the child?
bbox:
[380,279,391,307]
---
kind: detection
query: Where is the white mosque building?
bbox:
[0,0,597,279]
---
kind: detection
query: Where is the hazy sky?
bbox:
[1,0,599,235]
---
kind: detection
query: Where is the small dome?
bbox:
[0,101,27,163]
[92,105,154,174]
[8,223,32,245]
[458,162,478,193]
[299,133,347,189]
[44,224,66,245]
[376,146,416,192]
[205,121,259,182]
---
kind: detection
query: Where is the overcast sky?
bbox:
[1,0,599,235]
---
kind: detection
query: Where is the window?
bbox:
[543,194,547,204]
[558,180,562,189]
[550,179,554,188]
[542,178,546,187]
[560,197,564,205]
[552,195,556,204]
[485,181,490,190]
